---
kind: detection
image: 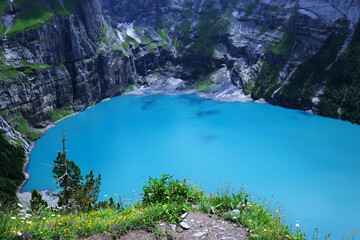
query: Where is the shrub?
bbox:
[142,174,203,206]
[30,189,48,211]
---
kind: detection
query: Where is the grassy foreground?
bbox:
[1,174,307,240]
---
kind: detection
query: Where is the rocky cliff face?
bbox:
[0,0,359,141]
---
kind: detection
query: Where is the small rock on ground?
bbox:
[164,212,248,240]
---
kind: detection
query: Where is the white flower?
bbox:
[42,217,46,220]
[57,215,61,217]
[264,229,267,232]
[25,214,31,218]
[10,217,16,220]
[296,223,300,228]
[59,222,62,225]
[52,214,55,217]
[27,221,32,224]
[17,203,23,208]
[20,217,25,220]
[17,231,22,236]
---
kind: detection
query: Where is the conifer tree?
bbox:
[52,130,101,210]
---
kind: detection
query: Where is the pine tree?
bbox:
[52,130,82,207]
[52,130,101,211]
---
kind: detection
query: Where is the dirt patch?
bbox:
[159,212,248,240]
[79,234,114,240]
[119,230,158,240]
[80,212,248,240]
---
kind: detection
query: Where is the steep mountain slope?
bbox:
[0,0,359,144]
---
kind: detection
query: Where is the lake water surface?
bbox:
[23,94,360,238]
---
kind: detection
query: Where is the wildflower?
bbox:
[17,231,22,236]
[296,223,299,228]
[27,221,32,224]
[17,203,23,208]
[275,210,279,213]
[43,217,46,220]
[264,229,267,232]
[11,217,16,220]
[209,193,212,197]
[104,195,108,197]
[57,215,61,217]
[52,214,55,217]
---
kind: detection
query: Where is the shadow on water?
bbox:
[196,110,220,117]
[140,95,158,110]
[178,94,205,107]
[198,133,217,144]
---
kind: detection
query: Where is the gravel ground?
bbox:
[79,211,248,240]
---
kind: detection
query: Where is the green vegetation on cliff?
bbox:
[8,0,53,37]
[317,23,360,124]
[0,132,25,205]
[273,28,349,109]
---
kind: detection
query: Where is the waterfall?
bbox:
[8,0,13,12]
[190,0,206,39]
[0,117,30,154]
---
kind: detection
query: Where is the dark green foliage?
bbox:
[53,133,101,211]
[252,60,281,100]
[125,35,139,48]
[189,0,231,57]
[157,29,169,42]
[53,151,83,207]
[72,170,101,211]
[0,132,25,205]
[0,0,9,13]
[275,30,349,109]
[30,189,48,211]
[49,0,68,16]
[317,23,360,124]
[142,174,202,206]
[269,32,295,57]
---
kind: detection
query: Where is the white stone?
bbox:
[179,221,190,229]
[193,232,206,237]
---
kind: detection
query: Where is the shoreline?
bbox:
[14,83,303,198]
[16,101,108,196]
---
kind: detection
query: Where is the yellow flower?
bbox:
[275,210,279,213]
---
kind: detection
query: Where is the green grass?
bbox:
[8,0,53,37]
[50,108,74,122]
[157,29,169,42]
[124,85,135,93]
[147,43,157,52]
[0,174,308,240]
[125,35,139,48]
[194,72,215,90]
[2,112,40,141]
[0,65,23,81]
[121,42,129,51]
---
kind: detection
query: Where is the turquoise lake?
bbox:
[23,94,360,238]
